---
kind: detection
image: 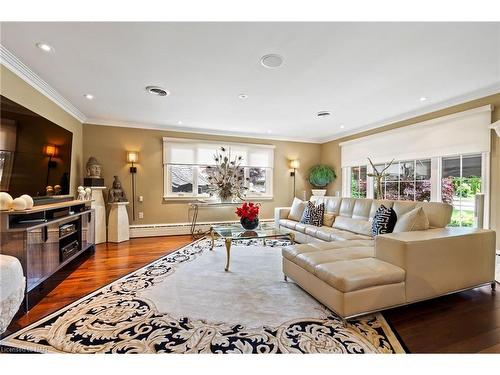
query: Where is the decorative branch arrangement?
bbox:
[206,147,249,202]
[367,157,395,199]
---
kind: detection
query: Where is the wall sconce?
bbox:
[44,144,58,157]
[289,159,300,198]
[44,145,58,186]
[126,151,139,173]
[126,151,139,220]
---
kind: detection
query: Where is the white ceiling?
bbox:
[1,22,499,143]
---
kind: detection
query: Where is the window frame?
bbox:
[164,164,273,200]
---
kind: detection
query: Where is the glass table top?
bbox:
[211,223,292,240]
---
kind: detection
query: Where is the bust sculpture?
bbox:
[108,176,127,203]
[86,157,102,178]
[84,157,105,187]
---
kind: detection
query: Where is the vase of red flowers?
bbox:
[235,202,260,230]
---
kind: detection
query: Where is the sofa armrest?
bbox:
[274,207,291,227]
[375,228,496,302]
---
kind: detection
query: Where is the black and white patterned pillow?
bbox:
[300,201,325,226]
[371,205,397,236]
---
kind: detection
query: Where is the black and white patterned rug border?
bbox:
[1,237,405,354]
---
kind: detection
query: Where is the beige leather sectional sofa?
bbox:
[275,197,496,319]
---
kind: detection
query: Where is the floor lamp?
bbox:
[290,159,300,198]
[127,151,139,220]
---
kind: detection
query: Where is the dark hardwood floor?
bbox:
[4,235,499,353]
[5,235,193,336]
[383,283,499,353]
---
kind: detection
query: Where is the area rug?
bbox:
[0,238,405,353]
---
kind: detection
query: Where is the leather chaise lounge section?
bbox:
[276,197,497,319]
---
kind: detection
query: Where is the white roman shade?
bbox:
[340,105,493,167]
[162,137,275,168]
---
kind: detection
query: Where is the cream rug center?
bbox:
[141,242,325,328]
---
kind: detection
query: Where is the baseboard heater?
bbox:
[130,219,273,238]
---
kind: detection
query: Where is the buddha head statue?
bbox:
[86,157,102,178]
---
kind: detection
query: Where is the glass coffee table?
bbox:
[209,223,295,271]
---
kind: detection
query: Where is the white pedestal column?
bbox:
[107,202,130,243]
[87,186,106,244]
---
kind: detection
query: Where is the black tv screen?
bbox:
[0,95,73,199]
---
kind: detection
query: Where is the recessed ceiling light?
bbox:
[260,54,284,69]
[177,121,183,125]
[317,111,332,117]
[238,94,248,99]
[145,86,170,97]
[36,42,54,53]
[420,97,427,102]
[266,129,272,134]
[84,94,94,100]
[340,124,345,129]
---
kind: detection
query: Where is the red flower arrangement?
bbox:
[235,202,261,221]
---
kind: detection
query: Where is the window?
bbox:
[350,166,367,198]
[441,154,482,227]
[163,138,274,199]
[373,159,431,201]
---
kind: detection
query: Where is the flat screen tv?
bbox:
[0,95,73,202]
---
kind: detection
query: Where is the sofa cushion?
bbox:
[369,200,395,219]
[294,222,308,233]
[415,201,453,228]
[332,216,373,236]
[314,258,405,293]
[315,226,339,241]
[329,231,372,242]
[393,206,430,232]
[393,201,417,219]
[300,201,324,226]
[371,205,397,235]
[294,247,375,274]
[311,196,342,215]
[323,212,336,227]
[305,225,321,236]
[339,198,356,217]
[282,243,326,261]
[352,199,373,220]
[282,240,375,261]
[278,219,298,230]
[288,197,306,221]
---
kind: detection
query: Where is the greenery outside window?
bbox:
[350,166,367,198]
[373,159,431,201]
[441,154,482,227]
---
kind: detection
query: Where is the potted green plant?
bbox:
[308,165,336,196]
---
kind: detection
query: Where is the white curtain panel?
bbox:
[163,137,275,168]
[340,105,493,168]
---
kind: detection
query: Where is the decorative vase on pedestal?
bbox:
[311,189,327,196]
[240,217,259,230]
[219,195,233,203]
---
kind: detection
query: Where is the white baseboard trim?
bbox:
[129,219,274,238]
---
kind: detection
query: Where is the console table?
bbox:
[0,200,95,310]
[188,200,242,238]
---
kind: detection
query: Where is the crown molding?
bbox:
[491,120,500,137]
[0,44,87,123]
[319,83,500,144]
[84,117,323,144]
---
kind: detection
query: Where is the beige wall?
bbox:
[320,93,500,248]
[0,65,84,194]
[83,124,321,225]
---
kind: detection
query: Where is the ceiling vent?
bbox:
[146,86,169,96]
[317,111,332,117]
[260,54,284,68]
